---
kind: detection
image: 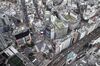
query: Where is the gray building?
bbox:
[0,33,8,51]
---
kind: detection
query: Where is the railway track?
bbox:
[47,27,100,66]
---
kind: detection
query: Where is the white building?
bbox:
[55,36,72,54]
[4,46,18,57]
[83,5,97,20]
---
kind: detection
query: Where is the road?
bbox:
[16,53,35,66]
[47,27,100,66]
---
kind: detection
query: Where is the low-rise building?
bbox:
[12,26,32,46]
